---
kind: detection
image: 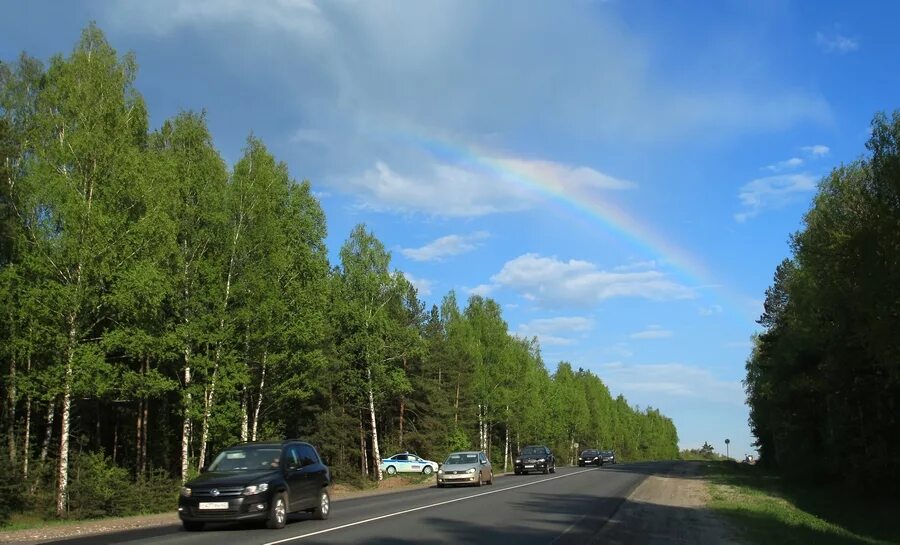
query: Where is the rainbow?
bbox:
[382,128,759,321]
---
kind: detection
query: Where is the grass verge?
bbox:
[703,461,899,545]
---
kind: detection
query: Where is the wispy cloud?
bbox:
[490,254,694,307]
[465,284,495,297]
[597,362,745,406]
[401,232,490,262]
[630,325,673,339]
[517,316,594,345]
[699,304,723,316]
[816,30,859,53]
[734,174,817,222]
[802,144,830,157]
[402,272,433,297]
[764,157,803,172]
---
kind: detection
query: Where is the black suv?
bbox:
[514,445,556,475]
[578,449,601,466]
[600,450,616,465]
[178,440,331,531]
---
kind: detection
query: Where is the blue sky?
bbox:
[3,0,896,460]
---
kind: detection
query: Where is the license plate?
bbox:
[524,464,534,468]
[198,502,229,510]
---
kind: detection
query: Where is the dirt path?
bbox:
[592,462,742,545]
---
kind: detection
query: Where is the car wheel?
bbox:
[514,469,521,475]
[311,488,330,520]
[437,482,445,488]
[542,464,549,475]
[386,465,397,475]
[488,471,494,485]
[550,464,556,474]
[266,492,287,529]
[423,465,434,475]
[476,471,484,487]
[182,521,204,532]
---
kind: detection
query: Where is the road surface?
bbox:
[40,462,681,545]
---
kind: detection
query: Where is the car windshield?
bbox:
[581,450,598,456]
[520,447,544,456]
[445,453,478,465]
[208,447,281,472]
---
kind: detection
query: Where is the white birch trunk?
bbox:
[367,367,383,481]
[504,424,510,472]
[40,401,54,462]
[6,354,16,466]
[251,351,266,442]
[56,317,76,516]
[181,346,192,482]
[240,388,248,442]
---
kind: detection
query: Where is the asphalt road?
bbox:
[42,463,673,545]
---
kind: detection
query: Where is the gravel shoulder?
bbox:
[592,461,742,545]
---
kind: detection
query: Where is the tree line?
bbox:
[745,111,900,490]
[0,25,679,521]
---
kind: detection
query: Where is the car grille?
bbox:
[444,470,469,475]
[193,486,244,497]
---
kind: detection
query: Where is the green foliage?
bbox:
[67,453,134,519]
[746,111,900,490]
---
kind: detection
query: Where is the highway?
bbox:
[42,463,673,545]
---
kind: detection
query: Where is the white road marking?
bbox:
[262,468,599,545]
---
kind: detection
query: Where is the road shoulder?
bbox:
[593,461,742,545]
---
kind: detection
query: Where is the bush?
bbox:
[67,452,133,518]
[0,451,22,526]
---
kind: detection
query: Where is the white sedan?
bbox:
[380,452,439,475]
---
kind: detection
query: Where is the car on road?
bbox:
[178,440,331,531]
[514,445,555,475]
[600,450,616,465]
[380,452,440,476]
[436,451,493,487]
[578,449,601,466]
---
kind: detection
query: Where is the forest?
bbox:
[746,111,900,491]
[0,26,679,522]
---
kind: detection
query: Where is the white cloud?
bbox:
[402,272,433,297]
[734,174,817,222]
[490,254,694,307]
[597,362,744,406]
[517,316,594,346]
[336,153,633,217]
[630,325,673,339]
[699,304,723,316]
[764,157,803,172]
[465,284,495,297]
[816,31,859,53]
[613,260,658,272]
[802,144,830,157]
[401,232,489,261]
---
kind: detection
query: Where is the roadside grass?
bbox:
[703,461,900,545]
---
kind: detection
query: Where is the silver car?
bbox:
[436,451,493,487]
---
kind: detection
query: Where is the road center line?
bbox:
[262,468,599,545]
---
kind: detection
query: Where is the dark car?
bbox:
[600,450,616,465]
[514,445,555,475]
[178,440,331,531]
[578,449,601,466]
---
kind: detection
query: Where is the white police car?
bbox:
[379,452,439,475]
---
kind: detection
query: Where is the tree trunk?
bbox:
[504,423,510,472]
[180,346,192,482]
[367,367,383,481]
[140,399,148,476]
[478,404,484,451]
[398,356,407,448]
[56,316,77,516]
[6,353,16,467]
[40,400,54,462]
[251,351,266,442]
[198,380,215,470]
[359,411,368,478]
[112,411,118,465]
[135,400,143,476]
[23,393,32,479]
[240,388,248,442]
[454,377,461,425]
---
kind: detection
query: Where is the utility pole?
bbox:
[725,438,730,459]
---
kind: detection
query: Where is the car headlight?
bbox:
[438,469,443,475]
[515,459,521,463]
[242,483,269,495]
[180,487,192,498]
[466,467,476,474]
[538,458,546,463]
